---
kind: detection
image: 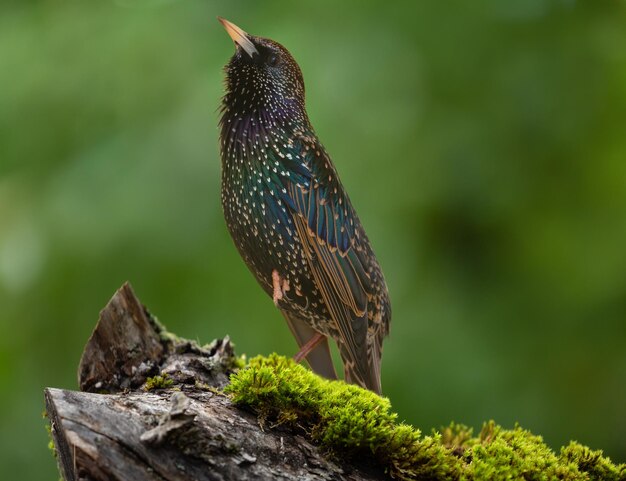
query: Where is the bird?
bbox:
[217,18,391,394]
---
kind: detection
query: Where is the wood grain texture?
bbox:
[45,283,388,481]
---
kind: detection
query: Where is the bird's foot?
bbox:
[272,269,290,306]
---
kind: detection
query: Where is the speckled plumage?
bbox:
[218,19,390,394]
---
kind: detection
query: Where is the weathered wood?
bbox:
[45,283,388,481]
[77,282,166,393]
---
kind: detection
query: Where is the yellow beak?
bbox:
[218,17,259,58]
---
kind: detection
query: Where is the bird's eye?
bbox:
[268,54,278,66]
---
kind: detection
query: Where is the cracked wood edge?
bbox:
[45,387,387,481]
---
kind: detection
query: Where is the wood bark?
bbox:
[45,283,388,481]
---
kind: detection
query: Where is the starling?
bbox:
[218,18,391,394]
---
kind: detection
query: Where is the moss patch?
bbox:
[144,373,174,391]
[225,354,626,481]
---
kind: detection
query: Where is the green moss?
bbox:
[231,353,247,370]
[439,422,476,452]
[225,354,626,481]
[144,373,174,391]
[43,411,56,459]
[560,442,626,481]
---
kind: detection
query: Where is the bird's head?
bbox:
[219,18,306,118]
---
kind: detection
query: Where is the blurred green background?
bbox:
[1,0,625,478]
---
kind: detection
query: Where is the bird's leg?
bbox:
[272,269,290,306]
[293,332,326,364]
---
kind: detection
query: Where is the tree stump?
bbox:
[45,283,387,481]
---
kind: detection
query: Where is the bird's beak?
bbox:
[218,17,259,58]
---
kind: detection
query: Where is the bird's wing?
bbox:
[271,132,383,393]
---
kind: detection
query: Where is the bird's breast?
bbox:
[221,152,300,280]
[220,149,333,329]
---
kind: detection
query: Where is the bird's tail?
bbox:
[339,322,386,396]
[342,361,382,395]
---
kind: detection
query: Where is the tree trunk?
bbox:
[45,283,388,481]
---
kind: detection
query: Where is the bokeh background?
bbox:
[1,0,625,478]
